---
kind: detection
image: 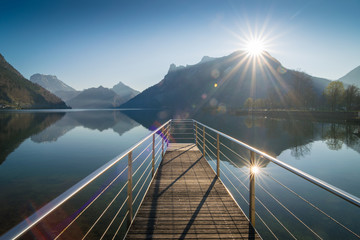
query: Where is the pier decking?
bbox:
[126,143,260,239]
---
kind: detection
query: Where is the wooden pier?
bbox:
[126,143,260,239]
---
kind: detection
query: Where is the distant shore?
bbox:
[231,110,360,122]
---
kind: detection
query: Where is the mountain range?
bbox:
[338,65,360,87]
[29,74,139,109]
[1,51,358,110]
[0,54,68,109]
[30,74,79,101]
[121,51,334,113]
[122,51,359,113]
[66,86,123,109]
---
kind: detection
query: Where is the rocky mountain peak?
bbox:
[30,73,76,93]
[199,56,215,64]
[168,63,185,73]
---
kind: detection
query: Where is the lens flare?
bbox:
[251,166,259,174]
[246,39,265,56]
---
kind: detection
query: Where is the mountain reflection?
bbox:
[0,110,139,164]
[323,123,360,152]
[0,111,65,164]
[31,110,139,143]
[2,110,359,168]
[124,110,360,167]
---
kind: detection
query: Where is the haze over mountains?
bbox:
[121,51,336,113]
[67,86,123,109]
[29,73,139,109]
[338,66,360,87]
[112,81,140,100]
[0,51,359,110]
[30,74,79,101]
[0,54,68,109]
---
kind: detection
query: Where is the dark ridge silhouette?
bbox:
[121,51,330,113]
[0,54,69,109]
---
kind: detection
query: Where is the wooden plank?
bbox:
[125,143,260,240]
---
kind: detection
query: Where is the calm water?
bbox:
[0,110,152,235]
[1,109,360,239]
[195,112,360,239]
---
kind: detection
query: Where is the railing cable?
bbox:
[54,166,128,239]
[255,212,279,240]
[100,196,129,240]
[132,139,162,177]
[263,172,360,238]
[205,131,217,141]
[132,149,153,177]
[132,146,162,205]
[111,211,129,240]
[132,157,153,193]
[220,141,249,165]
[258,183,323,239]
[133,140,163,192]
[82,183,128,239]
[133,164,154,205]
[132,140,153,164]
[255,195,297,239]
[219,150,248,176]
[204,145,290,240]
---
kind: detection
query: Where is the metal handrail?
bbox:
[1,119,171,240]
[193,119,360,208]
[194,119,360,238]
[4,118,359,239]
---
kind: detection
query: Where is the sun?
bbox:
[251,166,260,174]
[245,39,265,56]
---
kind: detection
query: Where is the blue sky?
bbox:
[1,0,359,91]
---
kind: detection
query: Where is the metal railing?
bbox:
[1,120,172,240]
[3,119,360,239]
[191,119,360,239]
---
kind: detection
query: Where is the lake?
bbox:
[1,109,359,239]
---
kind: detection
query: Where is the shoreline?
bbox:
[231,110,360,122]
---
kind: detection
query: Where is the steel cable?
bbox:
[133,165,153,204]
[133,138,162,177]
[258,183,322,239]
[263,172,360,239]
[255,212,279,240]
[100,196,129,240]
[54,166,128,239]
[220,141,249,164]
[82,183,128,239]
[132,140,153,165]
[111,211,129,240]
[218,150,249,176]
[205,147,287,240]
[255,196,297,239]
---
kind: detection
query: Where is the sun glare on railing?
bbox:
[251,166,260,174]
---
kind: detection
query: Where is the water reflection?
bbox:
[1,109,360,238]
[124,110,360,164]
[195,113,360,157]
[30,110,139,143]
[322,123,360,152]
[0,111,65,164]
[0,110,144,235]
[0,110,140,163]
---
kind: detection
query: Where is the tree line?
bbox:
[243,71,360,111]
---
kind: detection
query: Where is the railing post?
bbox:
[195,122,198,145]
[217,133,220,177]
[152,134,155,177]
[161,127,164,158]
[249,150,255,227]
[127,151,133,225]
[203,126,206,157]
